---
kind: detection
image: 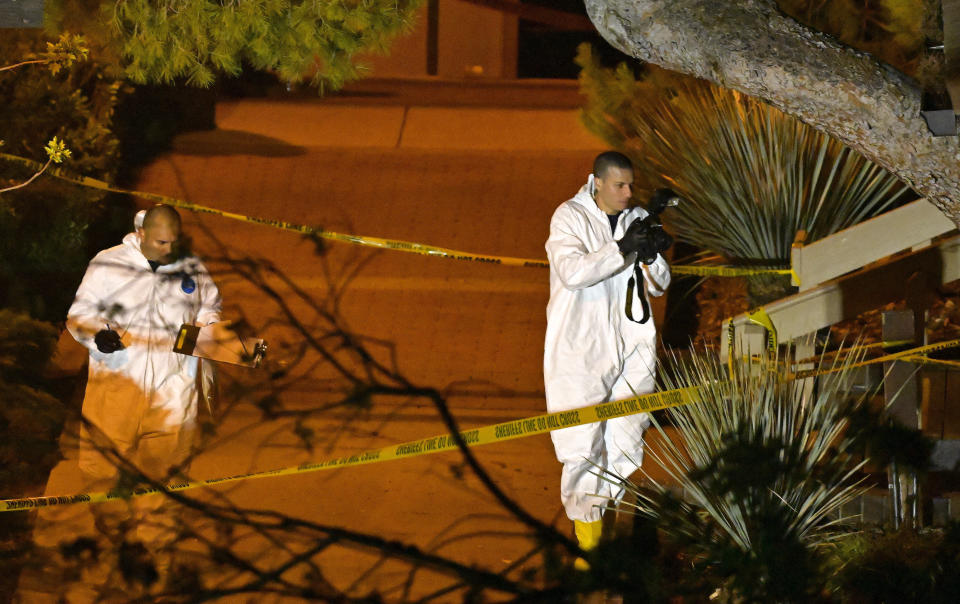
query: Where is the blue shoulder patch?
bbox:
[181,274,196,294]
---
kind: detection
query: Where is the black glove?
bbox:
[617,217,650,256]
[94,329,123,353]
[648,188,679,213]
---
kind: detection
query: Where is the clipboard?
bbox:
[173,321,266,368]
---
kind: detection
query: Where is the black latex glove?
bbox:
[617,217,650,256]
[94,329,123,353]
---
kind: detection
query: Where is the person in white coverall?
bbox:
[544,151,670,568]
[66,204,221,543]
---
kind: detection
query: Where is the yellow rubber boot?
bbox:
[573,519,602,571]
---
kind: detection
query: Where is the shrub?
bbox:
[577,44,909,305]
[615,347,876,601]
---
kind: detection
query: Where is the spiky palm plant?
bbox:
[614,347,873,601]
[577,45,909,304]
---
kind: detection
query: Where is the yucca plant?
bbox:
[613,347,875,601]
[577,45,910,305]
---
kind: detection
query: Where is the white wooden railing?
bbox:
[790,199,956,291]
[721,199,960,359]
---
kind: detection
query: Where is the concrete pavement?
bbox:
[183,97,605,151]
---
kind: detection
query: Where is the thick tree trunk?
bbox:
[584,0,960,226]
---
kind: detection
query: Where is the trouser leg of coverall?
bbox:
[547,374,612,523]
[133,406,197,550]
[552,414,649,523]
[76,375,150,540]
[548,347,656,523]
[552,421,611,522]
[77,371,145,481]
[76,388,196,550]
[603,352,656,507]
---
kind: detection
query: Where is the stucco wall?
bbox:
[364,0,518,79]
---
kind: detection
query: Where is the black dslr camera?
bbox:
[629,188,679,264]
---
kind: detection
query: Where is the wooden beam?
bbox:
[791,198,956,291]
[723,236,960,359]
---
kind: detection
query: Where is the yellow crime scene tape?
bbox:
[3,335,957,512]
[895,355,960,370]
[671,265,794,278]
[726,306,779,375]
[0,386,704,512]
[0,153,791,277]
[791,337,960,379]
[793,340,930,367]
[746,307,778,353]
[725,304,960,377]
[0,154,901,510]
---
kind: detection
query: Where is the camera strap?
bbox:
[625,258,651,324]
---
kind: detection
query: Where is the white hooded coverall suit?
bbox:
[67,231,221,480]
[544,175,670,523]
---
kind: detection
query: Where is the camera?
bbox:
[627,189,680,264]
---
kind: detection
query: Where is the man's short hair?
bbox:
[141,204,182,230]
[593,151,633,179]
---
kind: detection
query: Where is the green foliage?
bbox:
[0,31,119,175]
[844,402,935,473]
[0,31,122,321]
[615,347,877,601]
[0,310,65,604]
[828,524,960,602]
[0,309,58,382]
[576,44,909,304]
[32,32,91,76]
[46,0,423,91]
[0,33,89,76]
[0,310,64,496]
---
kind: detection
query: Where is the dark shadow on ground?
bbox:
[172,130,306,157]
